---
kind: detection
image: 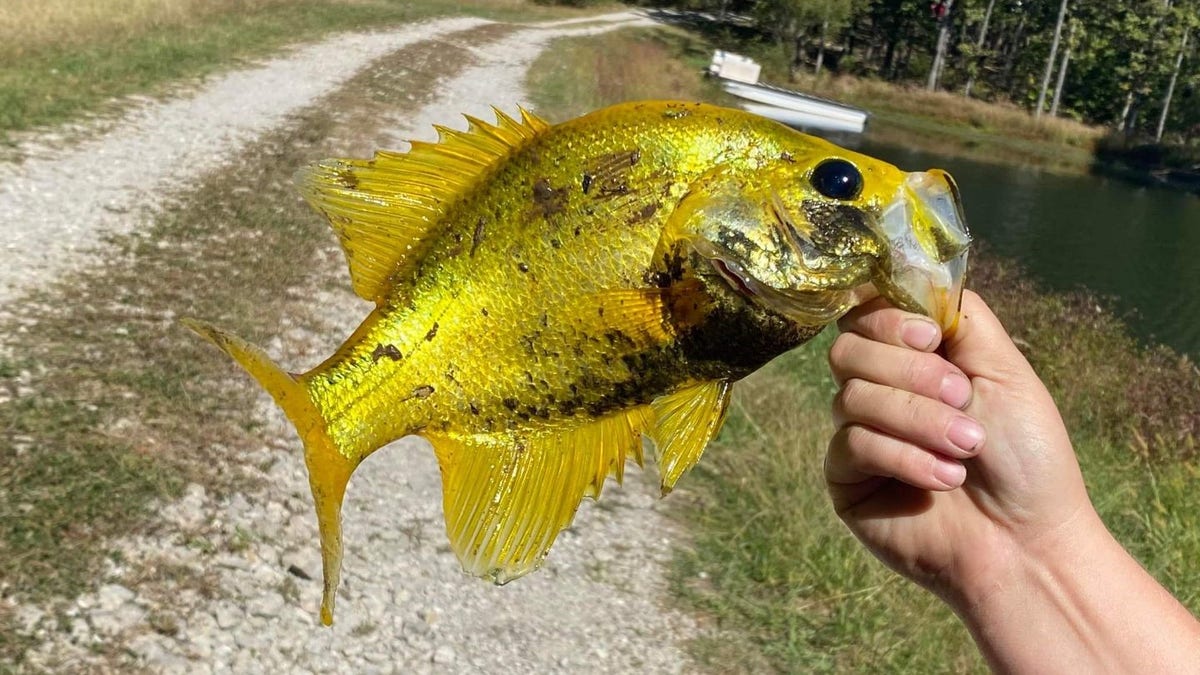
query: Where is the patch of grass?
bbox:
[0,0,603,141]
[524,22,1200,671]
[0,24,489,666]
[784,73,1102,174]
[672,342,986,672]
[669,254,1200,672]
[527,26,725,122]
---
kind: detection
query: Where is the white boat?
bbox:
[709,51,869,134]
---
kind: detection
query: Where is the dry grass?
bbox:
[0,0,298,58]
[792,73,1103,149]
[527,26,723,123]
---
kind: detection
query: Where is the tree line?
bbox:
[657,0,1199,143]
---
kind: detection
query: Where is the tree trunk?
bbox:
[1049,21,1075,117]
[1002,14,1028,94]
[815,20,829,75]
[1156,30,1189,142]
[927,0,956,91]
[1035,0,1070,119]
[964,0,997,97]
[1118,90,1135,132]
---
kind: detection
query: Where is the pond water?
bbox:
[838,137,1200,360]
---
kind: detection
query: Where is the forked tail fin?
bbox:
[182,319,354,626]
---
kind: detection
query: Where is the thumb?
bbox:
[943,290,1036,384]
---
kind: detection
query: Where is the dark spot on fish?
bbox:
[424,323,439,341]
[630,149,641,165]
[539,313,548,327]
[470,217,485,256]
[549,237,562,249]
[644,270,671,288]
[370,344,403,362]
[532,178,567,218]
[558,398,580,415]
[485,417,495,431]
[598,306,605,317]
[481,307,489,317]
[603,329,636,348]
[581,173,595,194]
[502,397,519,411]
[598,183,628,198]
[469,402,481,415]
[412,385,435,399]
[519,334,537,356]
[335,169,358,189]
[780,151,796,163]
[453,233,463,243]
[662,108,690,120]
[569,383,579,396]
[516,410,532,422]
[525,405,551,420]
[524,371,534,384]
[628,202,659,225]
[517,261,529,273]
[573,226,582,237]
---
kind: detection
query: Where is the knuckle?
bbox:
[901,354,944,395]
[837,378,872,414]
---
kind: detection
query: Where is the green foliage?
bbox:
[652,0,1200,141]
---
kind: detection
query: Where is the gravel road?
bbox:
[7,11,711,674]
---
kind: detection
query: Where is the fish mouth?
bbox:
[872,171,971,331]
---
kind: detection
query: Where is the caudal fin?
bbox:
[182,319,354,626]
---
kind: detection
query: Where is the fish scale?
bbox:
[184,100,970,625]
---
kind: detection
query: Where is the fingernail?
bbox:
[933,459,966,488]
[940,372,972,409]
[948,417,985,453]
[902,319,939,351]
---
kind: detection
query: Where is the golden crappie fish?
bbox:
[184,101,969,625]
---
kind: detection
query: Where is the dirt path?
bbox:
[9,11,709,674]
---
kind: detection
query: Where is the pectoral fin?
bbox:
[427,406,654,582]
[649,379,732,494]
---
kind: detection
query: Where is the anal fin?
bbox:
[428,407,654,582]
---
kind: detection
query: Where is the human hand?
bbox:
[824,290,1102,607]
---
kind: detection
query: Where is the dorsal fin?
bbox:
[296,106,551,302]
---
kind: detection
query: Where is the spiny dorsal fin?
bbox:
[428,406,654,582]
[296,106,551,302]
[649,379,732,494]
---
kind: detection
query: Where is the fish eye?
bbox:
[810,159,863,201]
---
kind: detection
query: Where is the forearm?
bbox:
[954,516,1200,673]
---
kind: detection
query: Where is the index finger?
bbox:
[838,298,943,352]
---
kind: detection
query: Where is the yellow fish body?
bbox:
[185,101,969,625]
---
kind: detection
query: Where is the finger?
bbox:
[943,290,1037,384]
[825,424,967,492]
[833,378,985,458]
[838,297,943,352]
[829,332,973,409]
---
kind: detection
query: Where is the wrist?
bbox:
[949,510,1200,672]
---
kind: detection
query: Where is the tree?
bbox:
[1035,0,1070,119]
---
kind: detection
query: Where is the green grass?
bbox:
[527,25,1200,672]
[0,0,605,143]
